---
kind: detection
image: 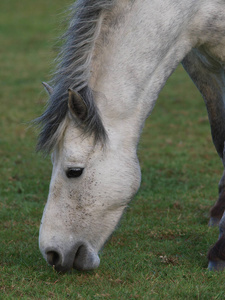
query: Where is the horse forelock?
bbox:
[35,0,116,153]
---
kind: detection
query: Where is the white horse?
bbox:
[36,0,225,272]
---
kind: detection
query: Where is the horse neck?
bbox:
[89,0,201,148]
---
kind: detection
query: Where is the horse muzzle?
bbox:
[40,241,100,272]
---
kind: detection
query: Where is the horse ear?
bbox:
[42,82,53,96]
[68,89,88,122]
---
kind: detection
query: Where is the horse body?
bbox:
[38,0,225,272]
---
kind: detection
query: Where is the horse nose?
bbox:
[44,244,100,272]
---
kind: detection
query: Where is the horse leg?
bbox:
[208,148,225,270]
[210,166,225,226]
[182,48,225,270]
[208,212,225,271]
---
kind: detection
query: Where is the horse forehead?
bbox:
[62,138,94,161]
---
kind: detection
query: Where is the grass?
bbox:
[1,0,225,299]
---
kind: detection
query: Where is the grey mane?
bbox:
[35,0,116,153]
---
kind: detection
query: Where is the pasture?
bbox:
[1,0,225,298]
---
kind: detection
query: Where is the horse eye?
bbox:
[66,168,84,178]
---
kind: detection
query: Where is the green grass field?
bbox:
[1,1,225,299]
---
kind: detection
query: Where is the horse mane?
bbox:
[35,0,116,153]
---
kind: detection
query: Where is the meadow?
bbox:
[1,0,225,298]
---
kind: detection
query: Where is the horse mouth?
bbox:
[45,243,100,272]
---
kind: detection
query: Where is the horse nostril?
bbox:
[73,244,100,271]
[46,251,61,266]
[75,245,83,259]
